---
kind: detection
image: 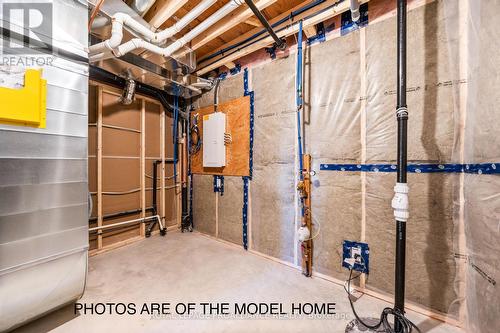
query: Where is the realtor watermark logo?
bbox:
[1,1,54,65]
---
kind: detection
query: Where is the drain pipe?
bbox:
[350,0,360,23]
[244,0,286,50]
[89,0,218,55]
[90,0,245,60]
[391,0,409,330]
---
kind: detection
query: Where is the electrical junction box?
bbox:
[203,112,226,167]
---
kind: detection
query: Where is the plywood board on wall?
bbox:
[191,95,250,176]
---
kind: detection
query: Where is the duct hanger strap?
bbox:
[320,163,500,174]
[396,106,408,119]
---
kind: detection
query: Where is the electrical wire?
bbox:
[190,114,202,154]
[344,257,421,333]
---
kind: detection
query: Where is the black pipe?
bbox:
[146,159,174,237]
[244,0,287,50]
[89,207,154,222]
[89,65,188,119]
[395,0,408,331]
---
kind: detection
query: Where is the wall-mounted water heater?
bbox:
[203,112,226,167]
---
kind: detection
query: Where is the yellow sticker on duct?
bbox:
[0,69,47,128]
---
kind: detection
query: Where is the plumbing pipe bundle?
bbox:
[89,0,245,62]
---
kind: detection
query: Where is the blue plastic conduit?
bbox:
[172,87,179,183]
[297,20,304,180]
[297,21,305,218]
[296,21,304,180]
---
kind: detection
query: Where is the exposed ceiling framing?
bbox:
[142,0,322,75]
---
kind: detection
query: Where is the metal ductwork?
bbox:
[88,0,212,98]
[131,0,156,16]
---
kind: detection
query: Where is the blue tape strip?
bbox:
[242,176,249,250]
[241,68,254,250]
[320,163,500,174]
[230,63,241,75]
[244,68,254,179]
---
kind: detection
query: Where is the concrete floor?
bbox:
[14,231,463,333]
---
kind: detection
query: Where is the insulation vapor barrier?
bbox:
[191,0,499,331]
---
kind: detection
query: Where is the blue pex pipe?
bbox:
[172,91,179,183]
[297,20,304,181]
[320,163,500,174]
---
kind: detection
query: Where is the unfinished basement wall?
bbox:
[192,74,245,241]
[191,0,499,329]
[88,83,178,253]
[462,1,500,332]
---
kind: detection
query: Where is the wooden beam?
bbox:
[187,0,277,53]
[224,61,236,69]
[245,16,262,27]
[197,0,368,75]
[303,25,317,39]
[140,99,146,237]
[97,86,103,249]
[145,0,189,30]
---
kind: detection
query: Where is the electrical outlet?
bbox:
[351,246,362,264]
[342,240,369,274]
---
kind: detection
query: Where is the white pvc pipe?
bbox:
[350,0,360,23]
[89,0,219,56]
[90,0,244,60]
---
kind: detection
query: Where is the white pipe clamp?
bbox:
[392,182,409,222]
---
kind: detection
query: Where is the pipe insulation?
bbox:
[89,0,245,60]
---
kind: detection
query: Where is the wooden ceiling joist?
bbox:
[245,16,263,27]
[197,0,368,75]
[187,0,278,53]
[195,0,316,61]
[145,0,189,30]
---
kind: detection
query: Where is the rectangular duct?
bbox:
[0,0,89,330]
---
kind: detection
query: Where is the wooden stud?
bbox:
[140,99,146,237]
[161,105,166,227]
[359,27,367,288]
[97,86,103,249]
